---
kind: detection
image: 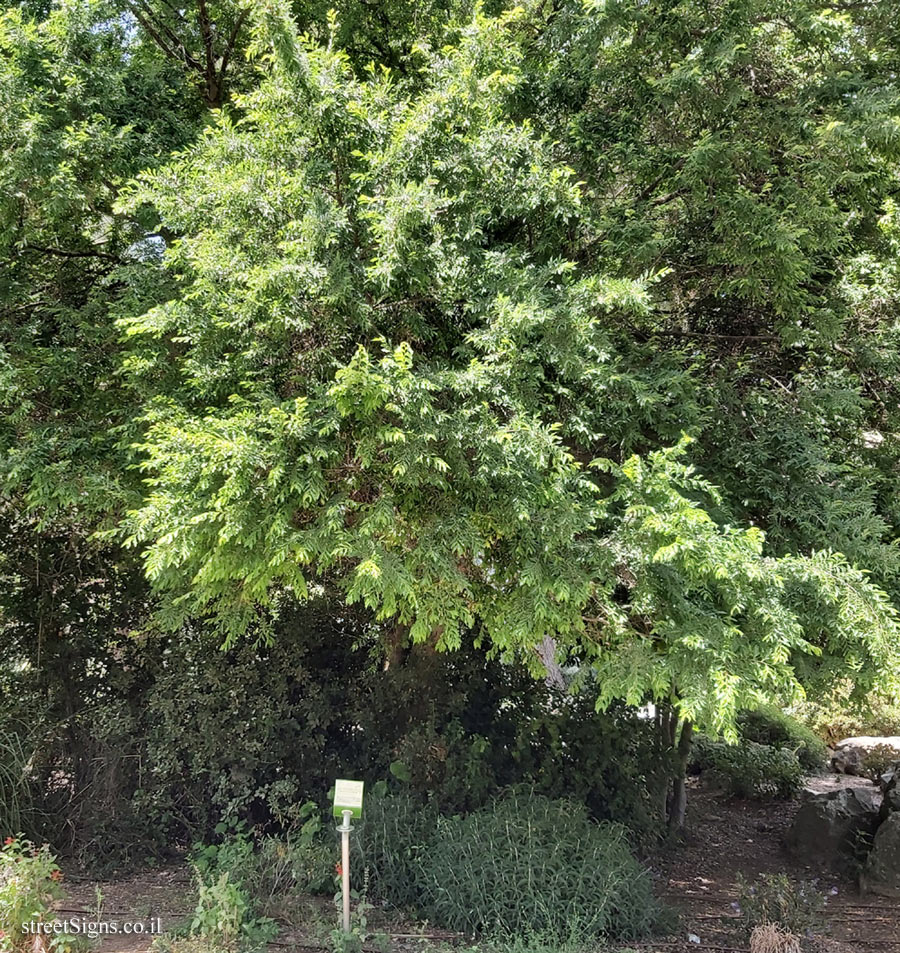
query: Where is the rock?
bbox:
[832,736,900,776]
[879,768,900,821]
[861,812,900,898]
[832,746,864,775]
[787,787,881,867]
[837,735,900,749]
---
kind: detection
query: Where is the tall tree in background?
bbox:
[524,0,900,583]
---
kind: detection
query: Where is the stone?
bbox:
[831,746,864,775]
[879,768,900,821]
[832,736,900,776]
[787,787,881,867]
[861,812,900,898]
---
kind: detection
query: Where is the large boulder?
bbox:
[832,736,900,776]
[787,787,881,867]
[861,812,900,898]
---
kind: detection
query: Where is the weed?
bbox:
[736,873,825,940]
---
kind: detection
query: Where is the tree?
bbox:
[112,1,900,824]
[523,0,900,587]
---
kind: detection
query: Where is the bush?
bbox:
[186,831,277,952]
[220,806,335,916]
[736,873,825,938]
[365,793,660,942]
[794,690,900,746]
[0,837,67,952]
[5,597,669,861]
[737,707,828,772]
[861,744,900,783]
[703,742,804,799]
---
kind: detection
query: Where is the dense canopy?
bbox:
[3,0,900,760]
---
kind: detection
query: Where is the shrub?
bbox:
[794,690,900,745]
[5,605,669,861]
[224,805,335,916]
[861,744,900,782]
[704,742,804,799]
[736,873,825,939]
[0,837,67,952]
[737,707,828,772]
[187,831,277,952]
[400,793,660,941]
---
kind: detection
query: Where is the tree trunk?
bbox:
[656,703,694,832]
[668,718,693,831]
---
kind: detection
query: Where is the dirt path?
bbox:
[59,866,192,952]
[640,778,900,953]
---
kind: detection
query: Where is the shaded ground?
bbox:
[58,777,900,953]
[638,777,900,953]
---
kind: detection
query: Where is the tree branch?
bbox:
[128,0,203,73]
[23,244,119,263]
[219,8,249,91]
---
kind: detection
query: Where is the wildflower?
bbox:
[50,870,63,882]
[3,837,14,846]
[335,863,343,876]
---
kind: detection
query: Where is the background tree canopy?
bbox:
[2,0,900,839]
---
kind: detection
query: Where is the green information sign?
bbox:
[333,779,365,819]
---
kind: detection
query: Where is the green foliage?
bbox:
[409,794,660,941]
[246,833,334,907]
[363,794,661,941]
[735,873,826,937]
[0,837,67,953]
[361,794,440,911]
[795,691,900,745]
[381,687,668,839]
[0,730,40,841]
[4,0,900,864]
[109,0,900,740]
[736,707,828,772]
[188,831,278,952]
[23,620,665,855]
[701,742,804,800]
[210,808,335,915]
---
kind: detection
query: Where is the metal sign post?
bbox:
[332,779,364,935]
[338,809,353,933]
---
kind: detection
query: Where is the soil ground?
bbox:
[57,776,900,953]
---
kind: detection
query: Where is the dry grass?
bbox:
[749,922,802,953]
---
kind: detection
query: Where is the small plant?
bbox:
[705,742,804,799]
[749,923,801,953]
[187,829,277,952]
[190,872,248,950]
[736,873,825,941]
[0,836,68,952]
[861,743,900,782]
[231,803,333,917]
[330,862,374,953]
